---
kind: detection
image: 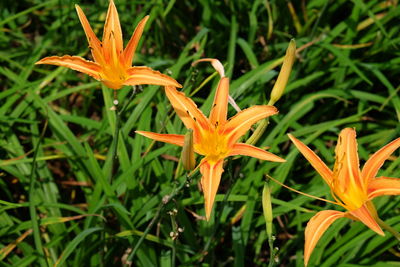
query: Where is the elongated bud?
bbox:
[181,129,196,171]
[269,39,296,105]
[262,182,273,239]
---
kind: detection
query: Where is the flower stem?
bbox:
[108,87,137,182]
[246,99,274,145]
[377,218,400,241]
[125,174,190,265]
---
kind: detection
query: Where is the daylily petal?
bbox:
[209,77,229,127]
[228,143,285,162]
[135,131,184,147]
[123,16,149,67]
[347,204,384,235]
[335,128,363,192]
[368,176,400,199]
[362,137,400,183]
[125,67,182,87]
[304,210,345,266]
[164,86,211,134]
[288,134,333,184]
[35,56,101,80]
[200,159,224,221]
[102,0,123,62]
[75,4,104,64]
[224,105,278,145]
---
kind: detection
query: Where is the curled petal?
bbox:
[209,77,229,127]
[224,105,278,145]
[35,56,101,80]
[123,16,149,67]
[228,143,285,162]
[135,131,184,147]
[362,137,400,183]
[193,58,225,77]
[304,210,345,266]
[125,67,182,87]
[347,204,384,236]
[368,176,400,199]
[288,134,333,185]
[200,160,224,221]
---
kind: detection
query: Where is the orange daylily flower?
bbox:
[137,59,285,220]
[288,128,400,266]
[36,0,181,90]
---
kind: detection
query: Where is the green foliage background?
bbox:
[1,0,399,266]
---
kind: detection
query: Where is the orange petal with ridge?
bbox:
[200,159,224,221]
[304,210,345,266]
[228,143,285,162]
[368,176,400,199]
[123,16,149,67]
[75,4,104,64]
[224,105,278,145]
[288,134,333,185]
[335,128,363,191]
[135,131,184,147]
[125,67,181,87]
[164,86,211,133]
[102,0,123,61]
[362,137,400,183]
[347,204,384,235]
[35,55,101,80]
[209,77,229,127]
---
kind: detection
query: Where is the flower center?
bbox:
[194,129,230,163]
[100,63,126,89]
[330,158,367,211]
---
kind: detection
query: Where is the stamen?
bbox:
[266,174,343,207]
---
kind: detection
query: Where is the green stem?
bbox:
[29,119,49,267]
[108,87,137,182]
[246,100,273,145]
[268,236,275,267]
[109,103,120,182]
[125,175,189,264]
[377,218,400,241]
[246,118,269,145]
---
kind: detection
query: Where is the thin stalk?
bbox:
[29,119,49,267]
[125,175,190,264]
[268,236,275,267]
[170,214,177,267]
[377,218,400,241]
[109,103,120,182]
[108,87,137,182]
[246,99,273,145]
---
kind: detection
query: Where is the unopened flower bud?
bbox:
[262,182,273,240]
[269,39,296,105]
[181,129,196,171]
